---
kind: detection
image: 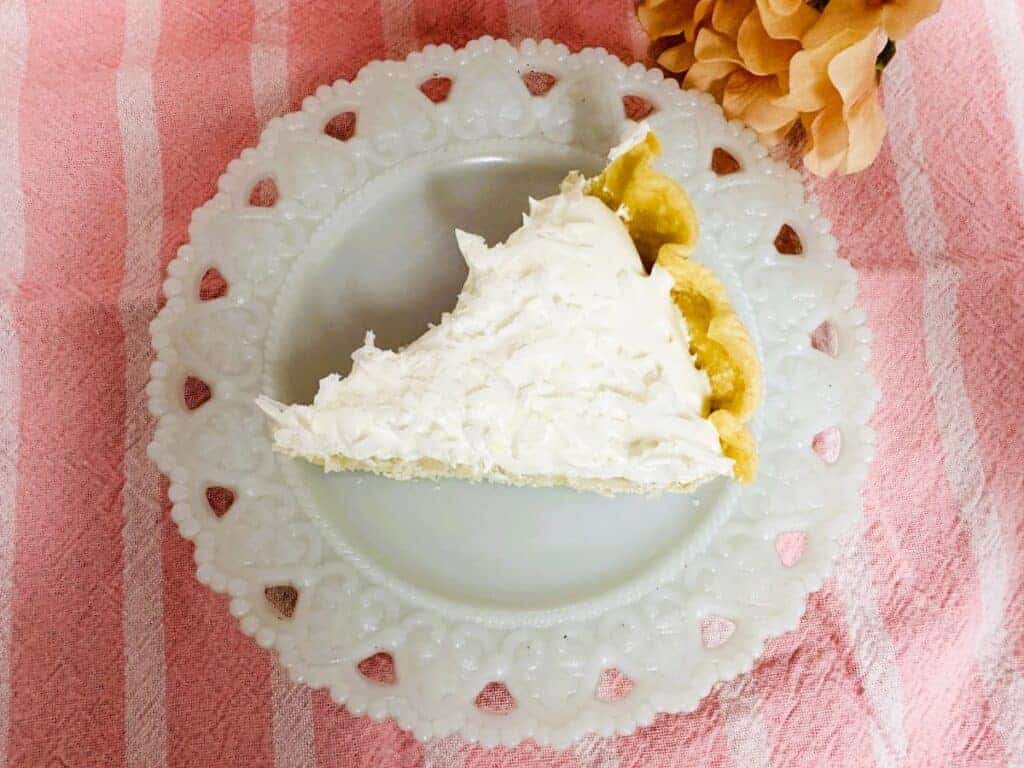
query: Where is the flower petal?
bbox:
[738,8,800,75]
[773,29,859,112]
[756,0,819,40]
[803,104,849,177]
[760,123,797,145]
[639,0,697,38]
[657,40,697,72]
[828,27,885,109]
[723,70,797,142]
[712,0,756,38]
[803,0,882,49]
[692,0,716,38]
[638,0,688,38]
[685,58,741,93]
[841,89,886,173]
[639,0,715,41]
[768,0,803,13]
[694,26,743,63]
[882,0,942,40]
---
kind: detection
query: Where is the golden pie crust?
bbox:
[587,131,761,482]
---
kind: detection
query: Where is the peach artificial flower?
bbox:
[803,0,941,45]
[640,0,817,143]
[776,0,941,175]
[638,0,714,72]
[636,0,942,176]
[776,24,888,174]
[638,0,713,44]
[640,0,817,72]
[674,0,813,143]
[755,0,819,39]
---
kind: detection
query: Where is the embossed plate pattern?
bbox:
[147,37,878,746]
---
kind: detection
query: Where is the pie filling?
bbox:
[259,124,760,493]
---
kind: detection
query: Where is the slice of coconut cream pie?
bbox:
[258,125,760,495]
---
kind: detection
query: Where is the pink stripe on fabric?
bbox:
[0,2,29,765]
[115,0,170,764]
[161,534,275,767]
[754,588,877,767]
[981,0,1024,683]
[286,0,386,114]
[380,0,420,60]
[810,139,997,768]
[311,690,422,768]
[614,700,732,768]
[907,0,1024,683]
[9,2,130,766]
[789,167,910,765]
[944,682,1015,768]
[151,2,276,766]
[414,0,509,48]
[536,0,635,62]
[885,29,1024,760]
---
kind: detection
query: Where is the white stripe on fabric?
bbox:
[115,0,169,765]
[379,0,420,60]
[505,0,544,41]
[0,3,29,766]
[270,665,314,768]
[833,533,907,768]
[252,0,289,129]
[718,678,772,768]
[885,53,1024,767]
[423,733,466,768]
[982,0,1024,182]
[574,733,620,768]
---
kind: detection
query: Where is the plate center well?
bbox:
[267,141,729,615]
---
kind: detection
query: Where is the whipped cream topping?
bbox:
[259,173,733,489]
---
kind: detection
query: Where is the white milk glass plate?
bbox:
[147,37,878,747]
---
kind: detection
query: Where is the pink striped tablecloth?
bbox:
[1,1,1022,766]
